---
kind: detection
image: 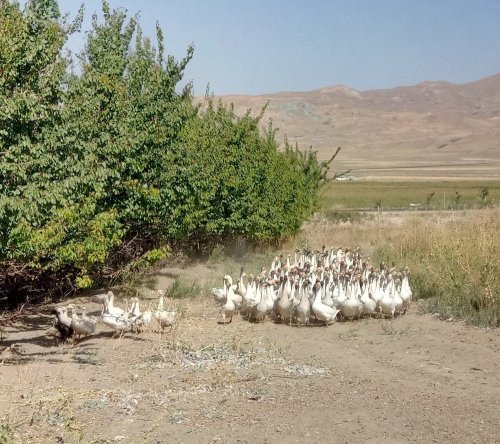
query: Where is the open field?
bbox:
[321,180,500,210]
[1,210,499,443]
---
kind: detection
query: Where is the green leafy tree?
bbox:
[2,1,196,288]
[0,0,67,251]
[0,0,85,303]
[1,0,336,305]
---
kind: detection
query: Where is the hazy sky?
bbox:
[60,0,500,95]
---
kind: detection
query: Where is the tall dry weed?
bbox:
[376,209,499,327]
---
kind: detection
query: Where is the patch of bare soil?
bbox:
[1,291,499,443]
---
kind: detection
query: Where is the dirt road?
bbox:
[1,293,499,444]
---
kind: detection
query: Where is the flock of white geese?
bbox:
[51,247,413,341]
[51,290,176,342]
[212,247,413,325]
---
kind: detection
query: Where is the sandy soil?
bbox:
[1,282,499,444]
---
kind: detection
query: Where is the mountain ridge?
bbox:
[212,74,500,178]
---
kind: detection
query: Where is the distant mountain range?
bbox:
[215,74,500,179]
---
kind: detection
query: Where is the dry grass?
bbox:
[285,212,388,256]
[376,209,500,326]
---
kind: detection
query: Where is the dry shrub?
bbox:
[376,209,500,327]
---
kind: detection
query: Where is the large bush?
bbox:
[0,0,334,305]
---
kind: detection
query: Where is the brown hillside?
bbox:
[213,74,500,179]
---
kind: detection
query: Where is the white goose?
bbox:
[295,280,311,326]
[359,278,377,316]
[130,297,153,332]
[154,293,177,330]
[221,280,236,324]
[393,277,404,316]
[240,275,258,318]
[69,306,97,339]
[275,276,293,323]
[95,291,132,336]
[331,275,343,308]
[234,269,248,299]
[339,278,363,320]
[400,270,413,313]
[369,273,383,310]
[251,282,268,322]
[322,273,335,308]
[265,280,277,313]
[106,291,126,317]
[311,281,340,325]
[224,275,242,310]
[290,278,301,307]
[379,275,397,318]
[101,301,132,337]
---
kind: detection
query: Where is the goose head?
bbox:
[223,275,233,286]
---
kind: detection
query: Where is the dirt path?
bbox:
[1,294,499,444]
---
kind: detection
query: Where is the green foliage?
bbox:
[171,100,333,242]
[0,1,331,304]
[0,422,14,444]
[117,245,171,296]
[0,0,67,251]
